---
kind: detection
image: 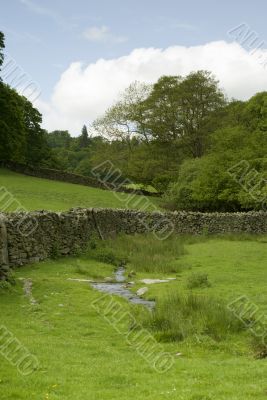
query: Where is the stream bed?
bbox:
[91,267,155,310]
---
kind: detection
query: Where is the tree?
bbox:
[164,102,267,212]
[142,75,183,142]
[144,71,225,157]
[0,83,52,165]
[46,130,71,148]
[0,83,26,162]
[79,125,90,148]
[21,96,51,165]
[94,72,225,159]
[164,155,243,212]
[242,91,267,132]
[74,158,92,176]
[93,81,152,149]
[126,140,182,190]
[178,71,226,157]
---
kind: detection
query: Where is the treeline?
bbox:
[1,30,266,211]
[50,72,266,211]
[83,71,267,211]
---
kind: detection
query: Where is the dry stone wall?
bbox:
[0,208,267,278]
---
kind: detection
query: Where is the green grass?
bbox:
[0,168,160,212]
[86,233,186,273]
[139,290,245,342]
[1,235,267,399]
[86,233,267,349]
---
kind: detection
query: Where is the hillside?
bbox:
[0,168,160,212]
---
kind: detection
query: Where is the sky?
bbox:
[1,0,267,135]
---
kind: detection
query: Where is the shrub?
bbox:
[186,273,211,289]
[163,155,243,212]
[139,291,244,342]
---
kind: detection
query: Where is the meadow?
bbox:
[0,233,267,400]
[0,168,160,212]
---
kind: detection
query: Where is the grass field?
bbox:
[0,168,160,212]
[0,171,266,399]
[1,234,267,399]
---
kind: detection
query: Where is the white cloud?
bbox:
[36,40,267,135]
[83,25,127,44]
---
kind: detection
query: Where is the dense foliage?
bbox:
[1,29,266,211]
[164,96,267,211]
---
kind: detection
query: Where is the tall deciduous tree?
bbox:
[0,83,26,161]
[93,81,152,149]
[142,75,183,142]
[144,71,225,157]
[178,71,225,157]
[21,96,51,165]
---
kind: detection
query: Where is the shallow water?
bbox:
[91,267,155,310]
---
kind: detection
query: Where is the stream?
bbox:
[91,267,155,310]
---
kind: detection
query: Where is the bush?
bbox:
[186,272,211,289]
[139,291,244,342]
[163,156,242,212]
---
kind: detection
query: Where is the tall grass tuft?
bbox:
[86,234,186,274]
[139,290,245,342]
[186,272,211,289]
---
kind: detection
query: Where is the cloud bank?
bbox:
[36,41,267,135]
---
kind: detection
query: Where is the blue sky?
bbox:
[1,0,267,134]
